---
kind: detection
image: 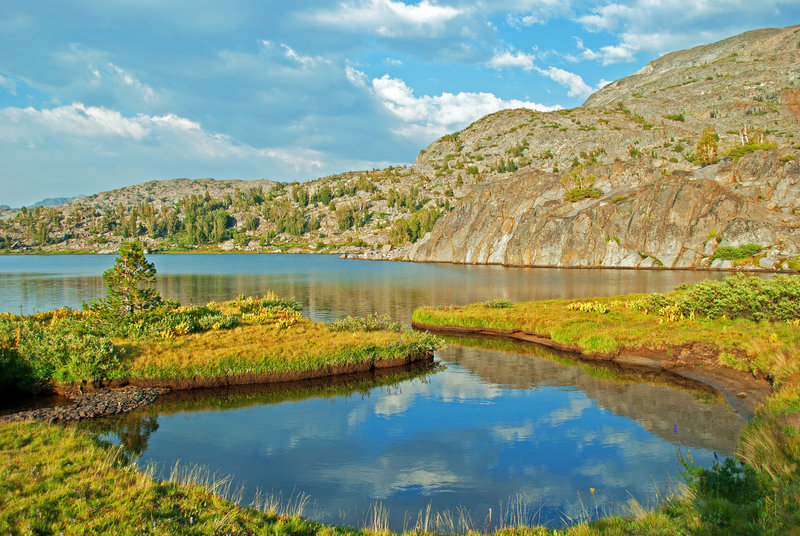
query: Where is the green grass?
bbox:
[0,421,371,536]
[0,294,443,389]
[712,243,763,261]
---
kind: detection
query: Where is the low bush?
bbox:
[481,298,513,309]
[565,187,602,202]
[329,313,405,333]
[631,274,800,321]
[712,243,763,260]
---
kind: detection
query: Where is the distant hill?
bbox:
[28,196,85,208]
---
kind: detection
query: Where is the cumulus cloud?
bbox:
[0,102,353,204]
[487,50,536,71]
[535,66,594,98]
[350,70,559,139]
[306,0,463,37]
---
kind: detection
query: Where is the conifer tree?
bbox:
[87,241,162,316]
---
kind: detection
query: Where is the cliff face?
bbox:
[406,25,800,269]
[409,153,800,269]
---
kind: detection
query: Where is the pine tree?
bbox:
[86,241,162,316]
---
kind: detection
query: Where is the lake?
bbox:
[0,254,742,530]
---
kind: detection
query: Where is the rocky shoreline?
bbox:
[0,387,165,423]
[0,352,435,423]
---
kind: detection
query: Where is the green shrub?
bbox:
[726,141,778,160]
[682,456,761,505]
[329,313,405,333]
[11,320,123,385]
[481,298,513,309]
[632,275,800,321]
[712,243,763,260]
[566,187,603,202]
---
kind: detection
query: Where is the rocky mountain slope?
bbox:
[406,25,800,270]
[2,25,799,270]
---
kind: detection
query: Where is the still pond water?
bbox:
[1,254,743,529]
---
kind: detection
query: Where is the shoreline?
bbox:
[412,320,772,418]
[2,248,796,273]
[0,352,434,423]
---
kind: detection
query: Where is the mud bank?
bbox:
[412,321,771,418]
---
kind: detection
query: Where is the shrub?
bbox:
[712,243,763,260]
[329,313,405,333]
[631,275,800,322]
[726,141,778,160]
[566,187,603,202]
[481,298,513,309]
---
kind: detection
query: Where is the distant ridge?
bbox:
[28,196,85,208]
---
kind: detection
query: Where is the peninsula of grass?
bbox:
[0,295,442,395]
[413,275,800,402]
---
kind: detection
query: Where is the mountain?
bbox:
[28,196,85,208]
[405,25,800,270]
[1,25,799,271]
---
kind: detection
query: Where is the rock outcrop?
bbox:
[406,25,800,269]
[409,154,800,269]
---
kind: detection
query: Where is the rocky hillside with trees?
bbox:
[407,24,800,270]
[1,25,799,270]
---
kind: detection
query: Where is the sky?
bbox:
[1,1,798,207]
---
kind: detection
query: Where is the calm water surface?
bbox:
[1,254,742,529]
[0,253,725,319]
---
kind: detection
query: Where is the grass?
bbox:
[413,276,800,381]
[1,293,443,388]
[128,319,436,380]
[0,421,368,536]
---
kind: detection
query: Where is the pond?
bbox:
[1,254,743,530]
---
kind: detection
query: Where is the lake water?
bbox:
[0,254,743,530]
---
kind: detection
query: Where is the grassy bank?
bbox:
[413,275,800,398]
[0,294,442,392]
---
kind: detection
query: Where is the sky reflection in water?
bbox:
[1,254,744,529]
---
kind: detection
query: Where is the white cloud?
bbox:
[578,3,633,32]
[280,43,328,68]
[535,66,594,98]
[306,0,463,37]
[105,62,157,102]
[345,65,369,88]
[487,50,536,71]
[0,74,18,95]
[574,1,795,65]
[354,72,559,140]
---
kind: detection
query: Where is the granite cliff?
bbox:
[406,25,800,270]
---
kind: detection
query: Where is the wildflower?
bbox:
[590,488,595,494]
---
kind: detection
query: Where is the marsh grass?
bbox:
[0,293,443,387]
[414,275,800,385]
[0,421,365,536]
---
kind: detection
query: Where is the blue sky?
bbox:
[1,1,798,206]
